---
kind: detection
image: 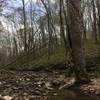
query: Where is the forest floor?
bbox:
[0,69,100,100]
[0,70,76,100]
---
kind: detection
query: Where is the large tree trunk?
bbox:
[67,0,90,82]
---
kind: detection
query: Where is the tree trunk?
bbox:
[96,0,100,38]
[92,0,98,43]
[41,0,53,59]
[67,0,90,82]
[59,0,68,56]
[22,0,27,52]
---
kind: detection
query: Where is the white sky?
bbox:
[1,0,55,32]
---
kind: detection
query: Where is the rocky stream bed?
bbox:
[0,70,100,100]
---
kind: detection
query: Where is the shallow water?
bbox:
[48,89,100,100]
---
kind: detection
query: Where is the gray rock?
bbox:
[29,96,36,100]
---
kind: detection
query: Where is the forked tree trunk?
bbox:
[67,0,90,82]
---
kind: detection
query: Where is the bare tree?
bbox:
[22,0,27,52]
[92,0,98,42]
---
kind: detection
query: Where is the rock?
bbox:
[45,82,53,90]
[34,91,41,95]
[80,78,100,95]
[0,95,3,100]
[26,78,30,81]
[29,96,36,100]
[34,81,44,87]
[23,93,29,100]
[43,93,47,96]
[95,90,100,95]
[2,96,13,100]
[53,93,58,96]
[0,82,2,85]
[51,80,61,86]
[23,93,28,96]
